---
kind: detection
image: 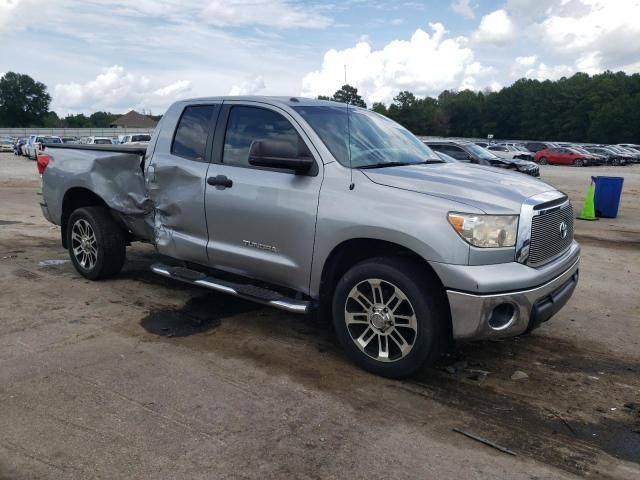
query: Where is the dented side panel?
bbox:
[144,101,221,265]
[42,148,155,241]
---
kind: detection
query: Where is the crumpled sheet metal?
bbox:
[144,162,210,259]
[74,150,155,242]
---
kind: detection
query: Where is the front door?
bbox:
[204,103,323,293]
[146,102,220,264]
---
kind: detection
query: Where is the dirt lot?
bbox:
[1,152,639,479]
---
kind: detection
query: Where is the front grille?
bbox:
[528,203,574,266]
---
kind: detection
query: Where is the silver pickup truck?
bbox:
[39,96,580,378]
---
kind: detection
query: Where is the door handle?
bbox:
[147,164,157,183]
[207,175,233,189]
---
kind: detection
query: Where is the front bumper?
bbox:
[446,257,579,340]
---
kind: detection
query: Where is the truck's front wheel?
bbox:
[67,207,126,280]
[332,257,445,378]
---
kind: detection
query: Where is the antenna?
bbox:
[345,65,354,191]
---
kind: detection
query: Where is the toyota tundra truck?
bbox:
[38,97,580,378]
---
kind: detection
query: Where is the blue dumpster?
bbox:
[592,176,624,218]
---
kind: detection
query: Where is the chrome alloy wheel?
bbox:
[71,218,98,270]
[344,278,418,363]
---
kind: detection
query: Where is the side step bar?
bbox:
[150,263,311,314]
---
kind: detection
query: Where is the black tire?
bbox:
[611,158,619,166]
[539,157,548,165]
[332,256,446,378]
[575,158,584,167]
[66,206,126,280]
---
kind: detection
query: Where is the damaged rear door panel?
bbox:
[145,101,221,265]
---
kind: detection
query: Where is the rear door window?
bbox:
[172,105,215,161]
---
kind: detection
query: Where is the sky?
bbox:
[1,0,640,115]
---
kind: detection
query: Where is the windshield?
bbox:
[607,146,626,153]
[571,147,590,155]
[465,143,500,160]
[131,134,151,142]
[293,105,439,168]
[94,139,112,144]
[43,137,62,144]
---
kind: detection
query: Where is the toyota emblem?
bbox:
[559,221,568,239]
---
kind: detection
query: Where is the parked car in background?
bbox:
[13,137,28,155]
[425,141,540,177]
[534,147,594,166]
[617,144,640,153]
[570,146,607,165]
[0,138,13,152]
[25,136,62,159]
[474,141,489,148]
[433,150,458,163]
[487,144,534,161]
[86,137,114,145]
[524,141,558,153]
[120,134,152,144]
[583,146,629,166]
[25,135,39,158]
[61,137,79,144]
[609,145,640,163]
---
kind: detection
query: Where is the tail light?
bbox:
[37,153,50,175]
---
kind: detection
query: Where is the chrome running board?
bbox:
[150,263,310,314]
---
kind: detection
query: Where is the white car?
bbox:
[26,135,62,159]
[487,144,534,161]
[86,137,114,145]
[120,134,151,145]
[0,138,13,152]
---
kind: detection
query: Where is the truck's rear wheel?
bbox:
[67,207,126,280]
[332,257,445,378]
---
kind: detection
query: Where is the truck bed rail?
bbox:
[43,144,148,155]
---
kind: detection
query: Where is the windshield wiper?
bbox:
[358,161,413,169]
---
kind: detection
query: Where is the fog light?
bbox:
[488,303,515,330]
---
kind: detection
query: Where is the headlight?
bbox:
[447,213,518,248]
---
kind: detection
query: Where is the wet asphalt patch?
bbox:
[140,293,258,338]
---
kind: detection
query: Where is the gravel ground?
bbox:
[0,152,639,479]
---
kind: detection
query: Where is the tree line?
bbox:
[323,71,640,143]
[2,70,639,143]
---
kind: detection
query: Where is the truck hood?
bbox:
[362,162,556,214]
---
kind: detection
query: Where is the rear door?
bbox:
[203,102,323,293]
[146,101,221,265]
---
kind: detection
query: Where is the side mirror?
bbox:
[248,139,314,174]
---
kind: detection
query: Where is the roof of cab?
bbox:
[175,96,352,108]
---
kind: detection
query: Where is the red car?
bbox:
[534,147,592,166]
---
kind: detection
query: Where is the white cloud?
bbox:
[228,75,266,95]
[451,0,475,19]
[510,55,537,77]
[391,18,404,26]
[539,0,640,69]
[202,0,331,29]
[301,23,497,105]
[511,56,574,81]
[0,0,53,32]
[52,65,191,115]
[472,9,515,46]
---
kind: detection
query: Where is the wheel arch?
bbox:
[60,187,108,248]
[316,238,452,340]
